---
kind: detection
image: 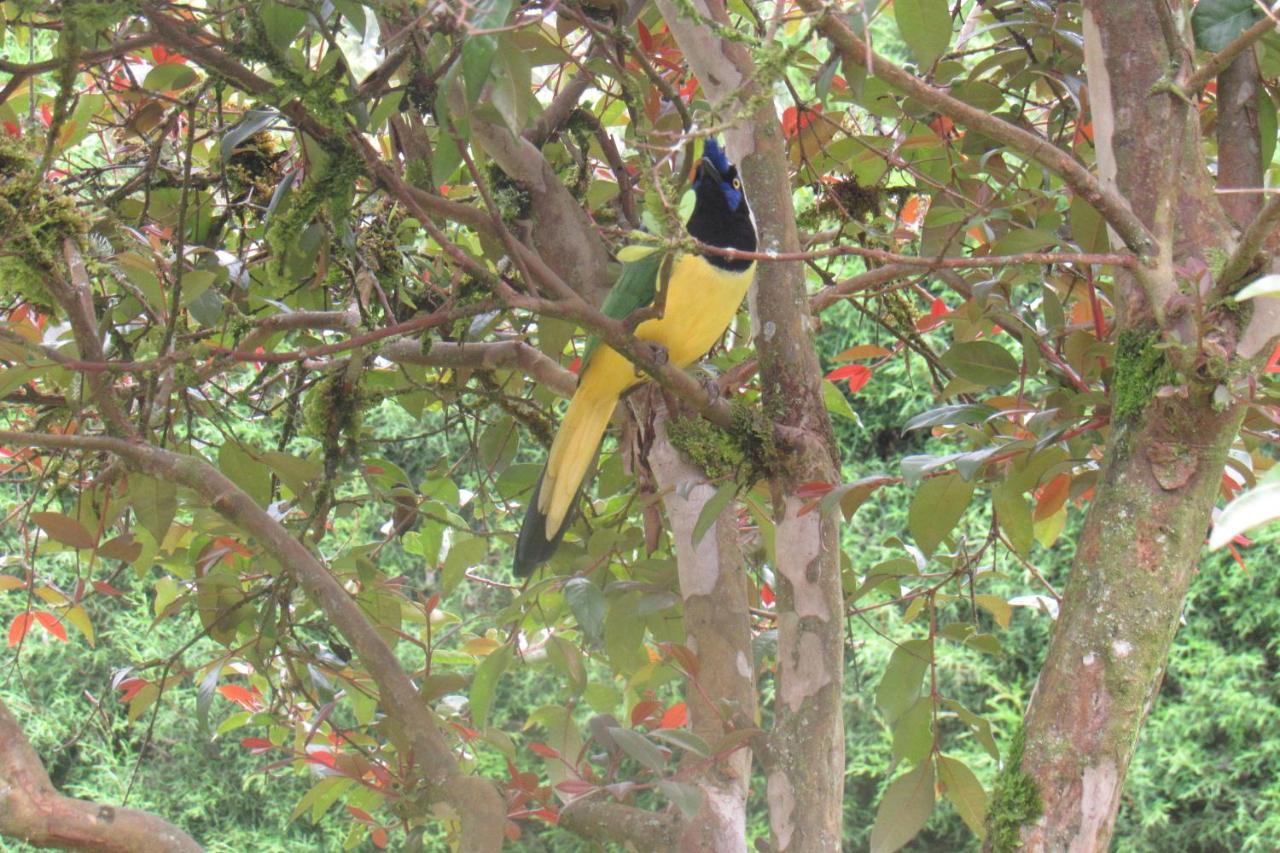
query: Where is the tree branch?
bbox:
[796,0,1159,262]
[381,338,578,398]
[1217,193,1280,295]
[0,698,202,852]
[0,431,507,852]
[557,797,679,851]
[1186,10,1277,95]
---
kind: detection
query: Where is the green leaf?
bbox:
[1191,0,1261,52]
[564,577,606,645]
[608,727,667,772]
[460,0,515,103]
[938,755,988,839]
[942,341,1021,387]
[605,595,649,673]
[657,779,704,819]
[870,758,936,853]
[129,475,177,543]
[876,638,931,724]
[649,727,711,757]
[692,482,737,546]
[993,481,1034,557]
[261,0,309,52]
[1209,481,1280,549]
[1235,274,1280,301]
[1069,196,1109,254]
[1262,88,1278,168]
[822,379,861,423]
[32,512,97,550]
[908,473,976,557]
[894,0,952,68]
[892,696,934,764]
[219,442,271,507]
[904,404,996,432]
[143,63,198,92]
[432,133,462,186]
[442,535,488,594]
[469,644,512,729]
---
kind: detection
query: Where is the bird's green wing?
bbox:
[581,249,667,367]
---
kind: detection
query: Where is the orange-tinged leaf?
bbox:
[834,344,893,362]
[463,636,500,657]
[529,742,561,759]
[0,575,24,592]
[1034,474,1071,522]
[371,828,389,849]
[218,684,263,710]
[33,611,66,641]
[7,612,33,647]
[659,702,687,729]
[1266,343,1280,373]
[241,737,274,753]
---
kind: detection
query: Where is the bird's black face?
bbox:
[687,140,757,271]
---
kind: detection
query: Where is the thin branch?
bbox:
[381,339,578,398]
[1186,11,1278,95]
[557,798,679,851]
[1217,193,1280,295]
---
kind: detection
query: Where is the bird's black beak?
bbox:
[696,158,720,184]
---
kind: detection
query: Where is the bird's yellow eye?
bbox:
[732,178,741,189]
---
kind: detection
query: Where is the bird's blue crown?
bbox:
[694,138,744,211]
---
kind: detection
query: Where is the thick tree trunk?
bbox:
[654,1,846,846]
[1016,394,1244,850]
[646,404,756,852]
[1011,2,1245,848]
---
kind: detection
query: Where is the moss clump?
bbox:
[986,725,1043,852]
[302,370,365,462]
[487,164,532,222]
[1112,329,1175,422]
[264,149,363,287]
[226,131,285,209]
[667,401,778,482]
[0,134,89,310]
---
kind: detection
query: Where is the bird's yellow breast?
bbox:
[580,254,755,395]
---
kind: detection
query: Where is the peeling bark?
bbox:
[648,405,755,852]
[654,0,845,847]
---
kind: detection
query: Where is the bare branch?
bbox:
[1217,193,1280,295]
[557,798,679,851]
[0,698,202,852]
[0,431,507,852]
[382,338,578,398]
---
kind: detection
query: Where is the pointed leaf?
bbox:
[870,758,936,853]
[938,755,987,839]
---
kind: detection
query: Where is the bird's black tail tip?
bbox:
[513,477,569,577]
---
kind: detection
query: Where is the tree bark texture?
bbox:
[646,403,756,853]
[654,1,846,848]
[1014,2,1250,849]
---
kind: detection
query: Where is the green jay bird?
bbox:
[514,139,757,576]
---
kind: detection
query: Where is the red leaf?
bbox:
[346,806,374,823]
[761,581,775,606]
[1266,343,1280,374]
[40,103,52,128]
[917,298,950,331]
[637,21,654,51]
[794,481,834,500]
[92,580,124,597]
[117,678,149,702]
[531,807,559,825]
[218,684,263,710]
[240,737,274,753]
[555,778,597,795]
[630,699,662,727]
[825,364,872,392]
[568,356,582,375]
[1227,543,1249,573]
[7,612,33,647]
[33,611,67,641]
[678,76,698,102]
[370,828,389,849]
[424,592,440,615]
[151,45,187,65]
[2,121,19,138]
[529,742,561,759]
[451,722,479,740]
[658,702,687,729]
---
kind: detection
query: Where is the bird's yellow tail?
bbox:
[514,385,618,575]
